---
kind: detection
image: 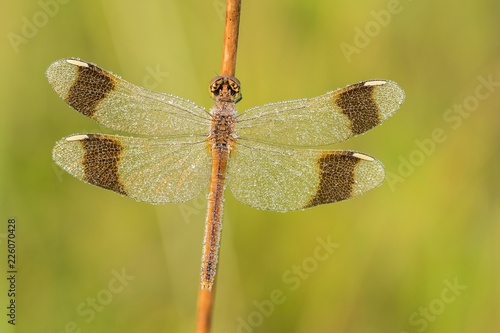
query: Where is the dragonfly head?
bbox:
[209,76,242,103]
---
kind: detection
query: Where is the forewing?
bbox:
[228,140,385,212]
[53,134,211,204]
[46,58,210,136]
[236,80,404,146]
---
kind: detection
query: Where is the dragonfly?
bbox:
[47,58,404,290]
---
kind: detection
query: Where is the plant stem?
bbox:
[195,1,242,333]
[220,0,242,77]
[196,282,217,333]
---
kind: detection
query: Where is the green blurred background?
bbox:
[1,0,499,332]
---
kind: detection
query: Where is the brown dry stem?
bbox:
[195,1,242,333]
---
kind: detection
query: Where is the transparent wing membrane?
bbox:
[236,80,404,147]
[47,59,211,136]
[53,134,211,204]
[228,139,385,212]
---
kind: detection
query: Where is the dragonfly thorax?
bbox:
[209,103,237,149]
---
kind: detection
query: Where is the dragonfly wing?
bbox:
[53,134,211,204]
[236,80,404,146]
[47,58,211,136]
[228,140,385,212]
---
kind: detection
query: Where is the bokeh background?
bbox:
[1,0,499,332]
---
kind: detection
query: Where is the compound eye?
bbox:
[209,76,225,98]
[228,77,240,91]
[228,79,242,103]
